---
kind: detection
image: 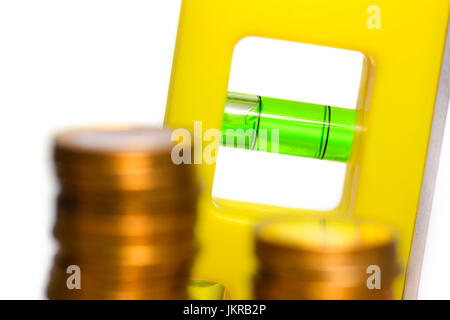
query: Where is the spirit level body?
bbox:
[165,0,450,299]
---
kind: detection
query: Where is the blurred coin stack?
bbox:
[254,218,400,300]
[47,127,198,300]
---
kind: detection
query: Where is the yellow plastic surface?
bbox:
[188,279,229,300]
[165,0,450,299]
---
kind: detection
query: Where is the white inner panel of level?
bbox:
[212,37,366,211]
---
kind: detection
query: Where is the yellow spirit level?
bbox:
[165,0,450,299]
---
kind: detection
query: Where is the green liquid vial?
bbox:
[221,92,358,162]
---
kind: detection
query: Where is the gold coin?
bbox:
[53,209,196,240]
[53,252,194,279]
[56,189,199,213]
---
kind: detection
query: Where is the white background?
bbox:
[0,1,448,299]
[0,0,180,299]
[418,99,450,299]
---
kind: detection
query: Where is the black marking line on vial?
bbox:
[321,105,331,160]
[317,105,328,158]
[251,96,262,150]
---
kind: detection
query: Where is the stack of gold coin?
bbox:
[254,217,400,300]
[47,127,198,300]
